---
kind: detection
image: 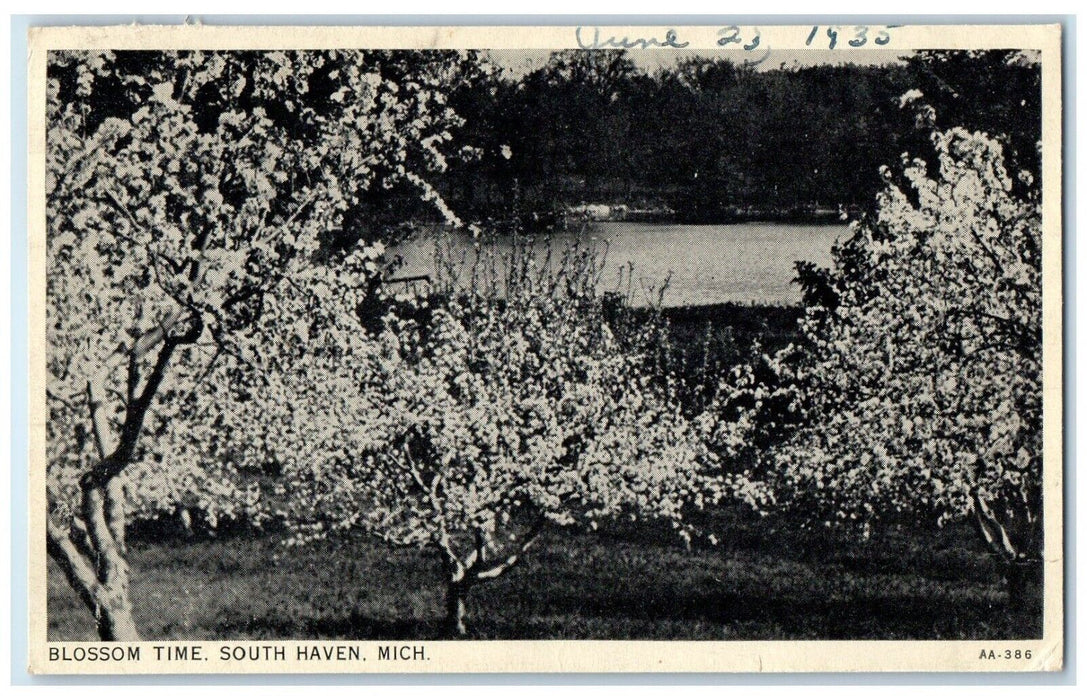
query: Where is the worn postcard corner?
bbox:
[27,21,1063,675]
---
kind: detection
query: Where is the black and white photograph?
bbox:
[27,23,1063,673]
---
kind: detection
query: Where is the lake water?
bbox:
[393,221,848,308]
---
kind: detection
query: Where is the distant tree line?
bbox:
[435,49,1040,226]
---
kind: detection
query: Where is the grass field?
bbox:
[48,508,1041,641]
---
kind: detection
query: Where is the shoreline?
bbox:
[542,203,858,229]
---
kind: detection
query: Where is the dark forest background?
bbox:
[413,49,1041,229]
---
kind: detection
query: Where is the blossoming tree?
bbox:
[739,127,1043,604]
[45,49,465,640]
[270,244,734,637]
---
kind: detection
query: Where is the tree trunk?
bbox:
[47,521,141,641]
[90,491,139,643]
[47,475,141,641]
[49,273,202,641]
[445,579,469,639]
[94,587,140,641]
[971,489,1043,612]
[1003,558,1043,612]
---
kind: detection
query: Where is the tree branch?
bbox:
[85,380,111,462]
[79,481,122,583]
[130,222,213,360]
[125,348,140,406]
[471,519,545,581]
[971,488,1020,561]
[67,515,98,563]
[46,519,103,615]
[104,478,127,553]
[102,189,147,247]
[400,442,468,578]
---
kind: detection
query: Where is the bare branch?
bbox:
[971,489,1020,561]
[45,387,81,412]
[79,481,121,582]
[46,519,103,614]
[85,380,111,462]
[400,442,467,578]
[104,478,127,553]
[102,189,147,247]
[125,348,139,406]
[68,516,97,563]
[472,520,545,581]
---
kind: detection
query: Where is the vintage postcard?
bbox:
[26,22,1063,674]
